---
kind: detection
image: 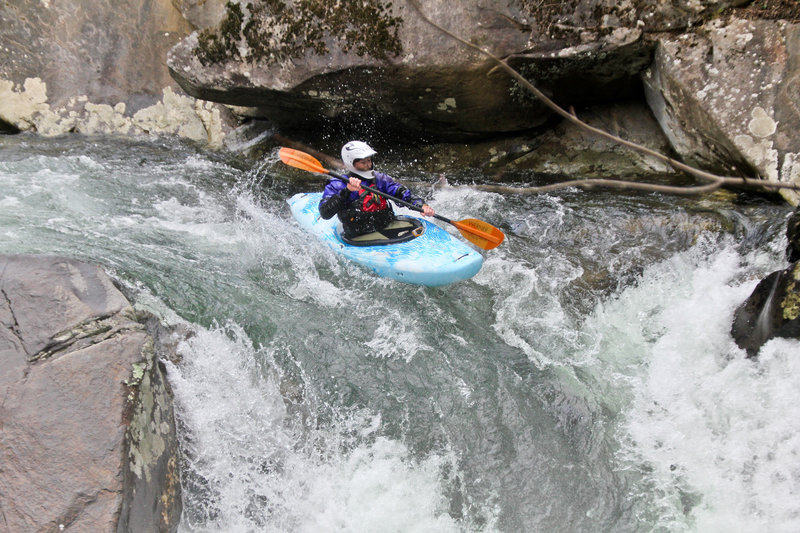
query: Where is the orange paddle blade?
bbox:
[451,218,505,250]
[279,147,327,174]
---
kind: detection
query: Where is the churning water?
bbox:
[1,134,797,532]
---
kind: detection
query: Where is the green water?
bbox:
[1,134,797,532]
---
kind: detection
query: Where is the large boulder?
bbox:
[644,17,800,204]
[732,261,800,357]
[169,0,752,141]
[0,255,181,532]
[732,206,800,356]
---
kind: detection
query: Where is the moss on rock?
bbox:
[194,0,403,67]
[196,2,245,65]
[782,262,800,321]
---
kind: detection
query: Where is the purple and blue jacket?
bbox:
[318,172,425,237]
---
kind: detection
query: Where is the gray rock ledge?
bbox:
[0,255,181,532]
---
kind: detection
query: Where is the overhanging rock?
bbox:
[166,0,654,141]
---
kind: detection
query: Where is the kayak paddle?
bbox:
[278,147,505,251]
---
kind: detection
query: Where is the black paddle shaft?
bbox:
[328,171,454,225]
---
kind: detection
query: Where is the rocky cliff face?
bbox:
[645,18,800,204]
[3,0,800,201]
[0,0,235,147]
[0,255,181,532]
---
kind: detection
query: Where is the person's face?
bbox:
[353,157,373,171]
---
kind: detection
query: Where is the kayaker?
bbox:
[319,140,435,239]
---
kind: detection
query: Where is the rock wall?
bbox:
[0,255,181,532]
[2,0,800,198]
[162,0,800,199]
[0,0,235,147]
[645,18,800,204]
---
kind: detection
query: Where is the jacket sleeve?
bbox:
[319,181,349,219]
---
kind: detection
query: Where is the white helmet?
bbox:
[341,140,377,178]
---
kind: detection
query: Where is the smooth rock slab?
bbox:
[0,255,181,532]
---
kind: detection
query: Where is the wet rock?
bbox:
[732,261,800,357]
[0,255,181,532]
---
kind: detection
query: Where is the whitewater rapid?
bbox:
[1,135,798,532]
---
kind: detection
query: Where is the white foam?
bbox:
[474,251,584,369]
[168,322,461,532]
[365,310,433,361]
[0,196,20,208]
[594,241,800,532]
[232,189,353,307]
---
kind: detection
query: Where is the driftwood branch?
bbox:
[407,0,800,196]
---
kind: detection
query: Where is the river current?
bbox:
[1,134,798,532]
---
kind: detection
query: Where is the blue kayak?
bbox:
[288,192,483,286]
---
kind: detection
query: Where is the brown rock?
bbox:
[0,255,181,532]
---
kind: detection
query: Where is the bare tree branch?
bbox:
[472,175,800,195]
[407,0,800,196]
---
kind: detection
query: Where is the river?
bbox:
[1,133,798,532]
